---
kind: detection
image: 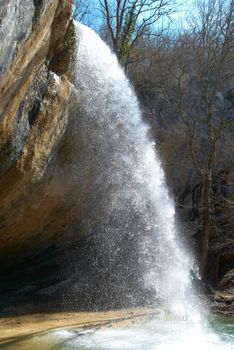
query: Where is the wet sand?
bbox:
[0,309,155,346]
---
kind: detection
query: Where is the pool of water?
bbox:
[2,315,234,350]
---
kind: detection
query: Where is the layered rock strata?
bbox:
[0,0,83,312]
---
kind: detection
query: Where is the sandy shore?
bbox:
[0,309,155,346]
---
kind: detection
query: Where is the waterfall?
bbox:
[73,22,203,323]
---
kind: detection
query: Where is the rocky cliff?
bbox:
[0,0,86,313]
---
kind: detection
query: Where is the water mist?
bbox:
[73,22,204,323]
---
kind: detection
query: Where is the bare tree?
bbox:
[73,0,96,26]
[185,0,234,276]
[129,0,234,279]
[99,0,175,70]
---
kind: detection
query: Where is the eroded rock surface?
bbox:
[0,0,86,313]
[212,270,234,315]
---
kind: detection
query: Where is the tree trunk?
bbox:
[199,177,212,277]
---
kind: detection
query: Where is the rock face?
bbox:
[218,269,234,292]
[212,269,234,315]
[0,0,76,251]
[0,0,86,313]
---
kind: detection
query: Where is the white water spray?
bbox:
[20,20,234,350]
[74,22,202,322]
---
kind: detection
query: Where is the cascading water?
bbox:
[73,21,200,322]
[11,21,234,350]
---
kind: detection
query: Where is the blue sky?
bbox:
[73,0,194,30]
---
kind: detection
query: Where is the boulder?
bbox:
[212,270,234,315]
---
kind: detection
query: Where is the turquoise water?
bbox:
[3,315,233,350]
[210,315,234,344]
